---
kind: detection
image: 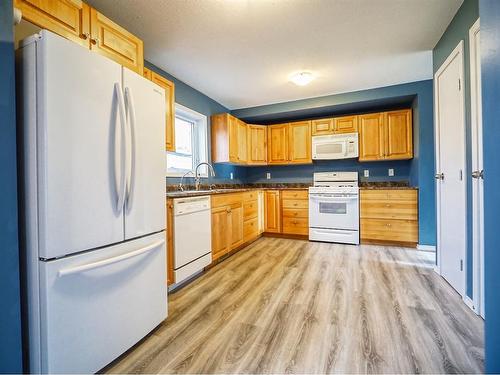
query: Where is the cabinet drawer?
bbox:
[282,208,308,219]
[282,217,309,235]
[243,200,258,220]
[243,191,259,201]
[360,218,418,243]
[211,193,243,208]
[281,190,308,200]
[361,201,417,220]
[243,217,259,242]
[360,189,417,201]
[282,199,308,209]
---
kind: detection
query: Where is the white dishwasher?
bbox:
[173,196,212,284]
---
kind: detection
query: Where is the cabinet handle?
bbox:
[81,32,90,40]
[386,223,392,227]
[293,220,298,225]
[386,204,391,208]
[90,37,100,45]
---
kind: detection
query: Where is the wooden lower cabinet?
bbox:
[360,189,418,246]
[166,199,174,285]
[263,189,309,236]
[264,190,281,232]
[211,206,231,261]
[211,192,261,262]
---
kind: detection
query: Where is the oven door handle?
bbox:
[310,195,358,201]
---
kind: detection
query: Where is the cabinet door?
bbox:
[334,115,358,134]
[289,121,312,164]
[264,190,281,233]
[89,7,144,74]
[359,113,385,161]
[15,0,90,47]
[211,207,230,261]
[237,120,247,163]
[228,115,239,163]
[267,124,288,164]
[230,203,244,249]
[247,125,267,165]
[150,72,175,152]
[384,109,413,160]
[311,118,334,135]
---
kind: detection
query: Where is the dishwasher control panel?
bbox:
[173,196,211,216]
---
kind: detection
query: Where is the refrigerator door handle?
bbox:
[114,82,127,213]
[124,87,136,212]
[57,239,165,277]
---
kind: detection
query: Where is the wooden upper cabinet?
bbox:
[267,124,288,164]
[247,125,267,165]
[89,7,144,74]
[150,72,175,151]
[237,119,247,163]
[143,67,152,80]
[384,109,413,160]
[334,115,358,134]
[211,114,246,164]
[288,121,312,164]
[359,113,385,161]
[264,190,281,233]
[311,118,334,135]
[15,0,90,47]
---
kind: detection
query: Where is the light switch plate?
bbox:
[266,172,271,179]
[230,172,234,180]
[364,170,369,178]
[388,168,394,177]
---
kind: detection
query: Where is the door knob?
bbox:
[435,173,444,180]
[472,170,484,179]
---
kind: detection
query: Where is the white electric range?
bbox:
[308,172,360,244]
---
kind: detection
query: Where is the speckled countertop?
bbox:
[166,181,417,198]
[166,183,312,198]
[359,181,417,190]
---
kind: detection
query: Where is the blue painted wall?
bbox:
[0,0,23,372]
[432,0,478,298]
[480,0,500,371]
[145,62,246,184]
[233,80,436,246]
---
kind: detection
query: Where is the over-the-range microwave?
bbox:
[312,133,359,160]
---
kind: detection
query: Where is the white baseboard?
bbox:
[417,244,436,252]
[463,295,477,314]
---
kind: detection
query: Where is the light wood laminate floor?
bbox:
[104,238,484,374]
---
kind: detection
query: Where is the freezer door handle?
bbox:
[58,239,165,277]
[114,83,127,213]
[124,87,136,212]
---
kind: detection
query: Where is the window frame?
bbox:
[166,103,209,178]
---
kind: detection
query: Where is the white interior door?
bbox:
[470,18,484,317]
[123,68,166,239]
[38,31,125,259]
[434,41,467,297]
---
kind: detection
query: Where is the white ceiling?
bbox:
[86,0,462,109]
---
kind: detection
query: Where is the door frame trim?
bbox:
[469,18,484,317]
[433,40,467,297]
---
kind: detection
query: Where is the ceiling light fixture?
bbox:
[290,71,315,86]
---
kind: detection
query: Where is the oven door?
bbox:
[309,193,359,230]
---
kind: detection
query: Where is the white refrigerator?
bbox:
[17,30,168,374]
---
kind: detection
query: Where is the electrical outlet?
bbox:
[266,172,271,180]
[230,172,234,180]
[388,168,394,177]
[364,170,369,178]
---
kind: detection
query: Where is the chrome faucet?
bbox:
[194,162,216,191]
[179,170,194,191]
